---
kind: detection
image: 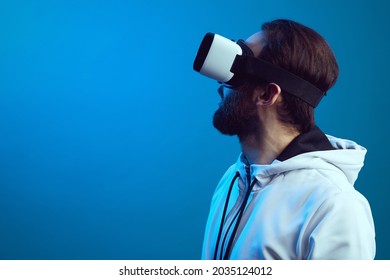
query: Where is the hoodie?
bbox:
[201,129,376,260]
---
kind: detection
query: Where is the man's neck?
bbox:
[239,126,300,165]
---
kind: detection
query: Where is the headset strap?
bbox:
[231,55,326,108]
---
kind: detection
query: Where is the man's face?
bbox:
[212,32,265,137]
[212,85,260,137]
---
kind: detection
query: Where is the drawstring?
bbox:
[213,171,240,260]
[219,202,242,259]
[213,170,258,260]
[223,178,257,260]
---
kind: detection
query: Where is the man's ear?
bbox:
[255,83,282,107]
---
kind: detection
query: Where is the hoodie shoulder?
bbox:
[302,191,376,259]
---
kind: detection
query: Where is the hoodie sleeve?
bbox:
[304,191,376,260]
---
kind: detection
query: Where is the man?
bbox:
[195,19,376,259]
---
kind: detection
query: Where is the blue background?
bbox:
[0,0,389,259]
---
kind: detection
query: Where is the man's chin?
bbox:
[212,115,239,136]
[213,127,237,136]
[212,111,259,137]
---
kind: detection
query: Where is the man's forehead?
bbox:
[244,31,265,57]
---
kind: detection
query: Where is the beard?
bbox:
[213,87,260,137]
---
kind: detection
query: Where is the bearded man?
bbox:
[194,19,376,260]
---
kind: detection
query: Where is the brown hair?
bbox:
[258,19,339,132]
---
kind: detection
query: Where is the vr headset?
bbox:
[193,33,325,108]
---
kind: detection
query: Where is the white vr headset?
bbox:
[193,33,326,108]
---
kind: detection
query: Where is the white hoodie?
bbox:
[202,134,376,260]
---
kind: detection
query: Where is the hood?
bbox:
[236,135,367,187]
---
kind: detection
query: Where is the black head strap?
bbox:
[232,41,326,108]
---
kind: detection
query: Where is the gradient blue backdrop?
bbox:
[0,0,389,259]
